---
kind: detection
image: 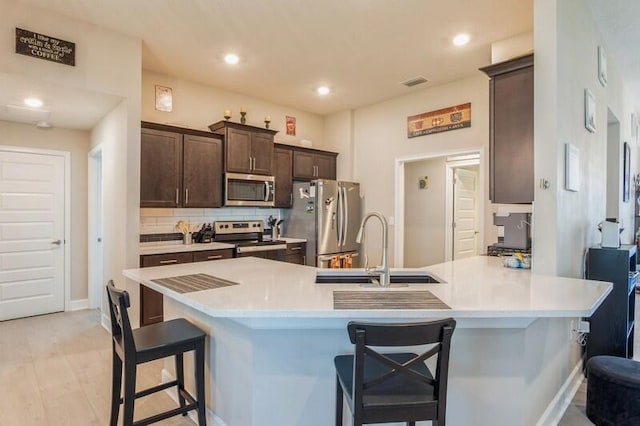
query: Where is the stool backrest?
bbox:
[347,318,456,419]
[106,280,136,355]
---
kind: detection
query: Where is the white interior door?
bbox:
[453,168,479,260]
[0,149,65,321]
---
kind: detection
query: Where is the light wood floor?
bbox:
[0,309,194,425]
[4,305,636,425]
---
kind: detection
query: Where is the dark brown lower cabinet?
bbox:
[285,242,306,265]
[139,249,232,326]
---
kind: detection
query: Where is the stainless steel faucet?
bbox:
[356,212,389,287]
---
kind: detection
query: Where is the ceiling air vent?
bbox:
[401,76,429,88]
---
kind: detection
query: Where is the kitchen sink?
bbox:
[315,269,443,285]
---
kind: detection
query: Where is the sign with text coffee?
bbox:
[15,27,75,66]
[407,102,471,138]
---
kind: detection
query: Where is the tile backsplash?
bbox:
[140,207,283,236]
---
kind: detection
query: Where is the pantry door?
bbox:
[0,148,67,321]
[453,168,479,260]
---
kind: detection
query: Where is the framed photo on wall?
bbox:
[585,89,596,133]
[624,142,631,202]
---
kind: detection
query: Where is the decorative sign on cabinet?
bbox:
[480,53,534,204]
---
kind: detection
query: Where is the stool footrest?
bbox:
[133,402,197,426]
[118,380,179,404]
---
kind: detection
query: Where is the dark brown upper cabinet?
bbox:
[274,146,293,207]
[292,148,337,181]
[480,53,534,204]
[208,121,277,175]
[140,122,223,208]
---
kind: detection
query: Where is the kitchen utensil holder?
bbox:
[184,233,193,245]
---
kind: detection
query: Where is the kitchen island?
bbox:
[123,256,611,426]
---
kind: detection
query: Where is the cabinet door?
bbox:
[285,242,306,264]
[183,134,223,207]
[226,128,252,173]
[140,128,182,207]
[492,65,534,203]
[316,153,337,180]
[139,252,193,326]
[274,147,293,207]
[251,132,274,175]
[293,150,316,179]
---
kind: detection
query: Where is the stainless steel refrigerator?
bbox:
[283,180,361,268]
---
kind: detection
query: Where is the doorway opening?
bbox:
[395,148,484,268]
[88,146,104,317]
[606,109,620,219]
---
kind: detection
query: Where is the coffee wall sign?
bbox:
[407,102,471,138]
[15,27,75,66]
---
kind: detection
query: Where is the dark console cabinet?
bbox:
[585,245,637,361]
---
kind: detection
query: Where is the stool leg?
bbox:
[122,361,137,426]
[335,376,343,426]
[195,339,206,425]
[109,349,122,426]
[175,353,186,414]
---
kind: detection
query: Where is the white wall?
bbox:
[2,2,142,305]
[533,0,637,278]
[323,110,354,181]
[0,120,89,301]
[404,157,447,267]
[351,75,491,266]
[142,71,325,147]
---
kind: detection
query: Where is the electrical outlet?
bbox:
[578,320,590,333]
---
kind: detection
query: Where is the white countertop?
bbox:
[139,241,235,255]
[123,256,612,323]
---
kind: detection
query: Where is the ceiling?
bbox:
[7,0,533,129]
[10,1,638,131]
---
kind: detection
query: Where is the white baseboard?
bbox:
[536,361,585,426]
[161,368,227,426]
[66,298,89,311]
[101,312,111,332]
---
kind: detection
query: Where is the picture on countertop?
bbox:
[286,116,296,136]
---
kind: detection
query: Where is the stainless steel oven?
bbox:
[213,220,287,261]
[225,173,275,207]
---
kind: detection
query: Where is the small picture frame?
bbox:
[565,143,580,192]
[598,46,607,87]
[624,142,631,202]
[585,89,596,133]
[286,116,296,136]
[155,85,173,112]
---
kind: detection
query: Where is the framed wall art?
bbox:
[585,89,596,133]
[624,141,631,202]
[598,45,607,87]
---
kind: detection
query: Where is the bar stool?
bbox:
[334,318,456,426]
[106,280,207,426]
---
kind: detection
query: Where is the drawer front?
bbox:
[141,252,193,267]
[286,242,305,255]
[193,249,234,262]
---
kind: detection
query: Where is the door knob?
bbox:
[51,239,62,245]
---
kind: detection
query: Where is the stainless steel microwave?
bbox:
[225,173,275,207]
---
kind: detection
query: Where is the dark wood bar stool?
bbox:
[334,318,456,426]
[106,280,207,426]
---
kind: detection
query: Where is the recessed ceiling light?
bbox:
[24,97,43,108]
[453,33,470,47]
[316,86,330,96]
[224,53,240,65]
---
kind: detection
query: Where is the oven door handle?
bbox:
[236,244,287,254]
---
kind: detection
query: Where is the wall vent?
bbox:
[401,76,429,87]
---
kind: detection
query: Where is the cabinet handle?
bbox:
[252,157,256,171]
[207,255,223,260]
[159,259,178,264]
[290,247,302,251]
[249,157,252,170]
[303,255,306,265]
[290,193,293,205]
[185,188,189,205]
[175,188,179,204]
